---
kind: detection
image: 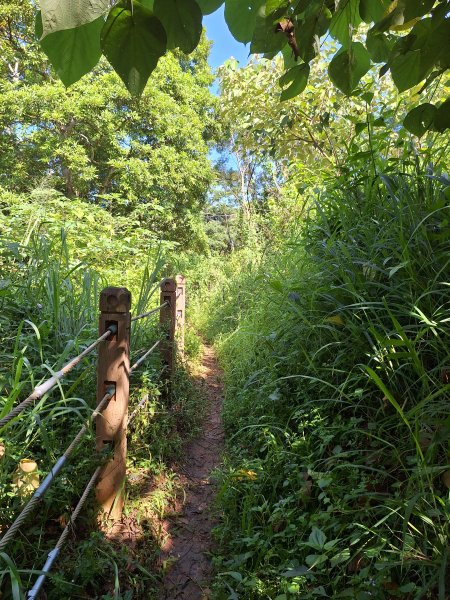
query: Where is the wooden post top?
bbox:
[160,278,177,292]
[99,287,131,313]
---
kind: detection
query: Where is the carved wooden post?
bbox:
[96,287,131,520]
[176,275,186,356]
[160,278,177,382]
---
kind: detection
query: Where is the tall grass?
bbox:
[199,168,450,598]
[0,225,169,597]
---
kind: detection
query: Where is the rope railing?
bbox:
[0,325,117,431]
[130,340,161,374]
[128,393,149,423]
[27,466,102,600]
[25,386,155,598]
[131,301,169,322]
[26,383,156,597]
[1,276,186,598]
[0,387,115,552]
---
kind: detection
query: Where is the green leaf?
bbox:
[399,583,417,593]
[250,6,286,54]
[39,0,109,37]
[305,553,327,567]
[295,16,318,62]
[0,552,24,600]
[225,0,265,43]
[365,367,413,434]
[36,12,103,87]
[295,2,331,62]
[366,30,393,63]
[266,0,289,17]
[389,18,450,92]
[318,477,332,489]
[308,527,326,550]
[390,50,429,92]
[196,0,224,14]
[403,103,437,136]
[328,42,370,95]
[101,1,167,96]
[403,0,435,22]
[373,0,411,32]
[279,63,310,101]
[359,0,390,23]
[329,0,361,48]
[281,44,298,70]
[434,98,450,132]
[223,571,243,582]
[153,0,202,53]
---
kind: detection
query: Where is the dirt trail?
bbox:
[158,344,224,599]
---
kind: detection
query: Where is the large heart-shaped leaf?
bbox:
[403,103,437,136]
[403,0,435,22]
[153,0,202,53]
[196,0,224,14]
[366,30,393,62]
[36,11,103,86]
[390,50,430,92]
[434,98,450,132]
[39,0,109,38]
[250,5,286,54]
[225,0,265,43]
[328,42,370,95]
[359,0,390,23]
[101,1,167,96]
[329,0,361,48]
[390,18,450,92]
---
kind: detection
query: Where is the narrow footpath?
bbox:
[158,344,225,599]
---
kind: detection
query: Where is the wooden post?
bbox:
[160,278,177,381]
[176,275,186,356]
[96,287,131,520]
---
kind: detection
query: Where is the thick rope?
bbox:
[27,466,102,600]
[130,340,161,374]
[0,389,114,551]
[0,326,116,430]
[131,301,168,322]
[128,394,149,423]
[25,385,153,598]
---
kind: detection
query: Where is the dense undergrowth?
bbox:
[0,227,203,599]
[190,167,450,599]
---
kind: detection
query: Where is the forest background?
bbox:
[0,0,449,598]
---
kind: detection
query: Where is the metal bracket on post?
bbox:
[96,287,131,521]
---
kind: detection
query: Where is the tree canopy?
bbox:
[27,0,450,135]
[1,3,218,250]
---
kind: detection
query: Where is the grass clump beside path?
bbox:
[198,171,450,599]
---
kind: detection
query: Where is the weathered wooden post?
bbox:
[96,287,131,520]
[160,278,177,382]
[176,274,186,356]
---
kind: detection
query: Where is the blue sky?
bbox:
[203,6,249,70]
[203,6,247,170]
